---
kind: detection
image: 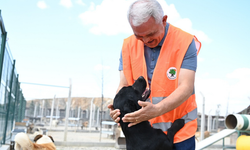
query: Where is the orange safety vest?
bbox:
[122,23,201,143]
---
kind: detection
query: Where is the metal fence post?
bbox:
[11,74,19,126]
[0,10,7,146]
[0,11,7,85]
[18,94,23,122]
[22,100,26,120]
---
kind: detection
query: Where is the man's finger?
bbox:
[128,122,138,127]
[115,117,120,123]
[113,110,120,118]
[122,114,138,123]
[107,104,114,110]
[138,101,149,107]
[122,116,133,122]
[124,109,140,117]
[110,109,120,118]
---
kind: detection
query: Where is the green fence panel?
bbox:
[2,60,15,144]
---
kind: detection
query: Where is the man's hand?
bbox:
[122,101,160,127]
[108,104,121,126]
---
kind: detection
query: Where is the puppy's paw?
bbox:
[172,119,185,130]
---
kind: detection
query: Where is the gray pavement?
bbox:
[56,147,118,150]
[25,125,237,150]
[30,125,121,150]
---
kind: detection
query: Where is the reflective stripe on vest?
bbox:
[152,108,197,132]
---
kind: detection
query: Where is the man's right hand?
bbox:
[108,104,121,126]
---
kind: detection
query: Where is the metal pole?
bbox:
[200,92,205,140]
[77,106,80,129]
[77,106,80,119]
[40,100,44,122]
[0,31,7,86]
[88,98,94,131]
[207,115,211,132]
[99,64,104,141]
[207,109,213,132]
[56,99,59,120]
[93,104,96,127]
[96,108,100,127]
[11,74,20,126]
[64,79,72,141]
[22,100,26,120]
[50,95,56,129]
[18,94,24,122]
[216,104,220,131]
[34,102,38,118]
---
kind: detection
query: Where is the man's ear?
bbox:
[162,15,168,26]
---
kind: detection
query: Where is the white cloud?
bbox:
[60,0,73,8]
[226,68,250,79]
[21,84,69,100]
[197,56,204,63]
[76,0,85,6]
[37,1,48,9]
[79,0,211,43]
[94,64,111,71]
[226,68,250,100]
[195,77,230,116]
[158,0,212,43]
[195,68,250,116]
[79,0,134,35]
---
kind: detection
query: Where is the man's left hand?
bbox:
[122,100,159,127]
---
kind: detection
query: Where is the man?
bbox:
[108,0,201,149]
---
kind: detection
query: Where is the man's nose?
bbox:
[142,36,150,43]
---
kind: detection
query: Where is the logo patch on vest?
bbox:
[167,67,177,80]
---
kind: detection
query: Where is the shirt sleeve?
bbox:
[180,39,197,71]
[119,50,123,71]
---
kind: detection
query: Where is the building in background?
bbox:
[25,97,113,128]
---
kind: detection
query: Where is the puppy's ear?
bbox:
[34,134,43,142]
[48,135,54,143]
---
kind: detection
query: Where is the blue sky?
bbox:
[0,0,249,116]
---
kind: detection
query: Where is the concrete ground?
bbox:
[48,127,235,150]
[199,138,236,150]
[30,125,119,150]
[23,124,237,150]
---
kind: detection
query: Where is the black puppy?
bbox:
[113,76,185,150]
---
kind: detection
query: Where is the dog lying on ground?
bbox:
[113,76,185,150]
[14,133,56,150]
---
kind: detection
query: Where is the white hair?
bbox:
[127,0,164,26]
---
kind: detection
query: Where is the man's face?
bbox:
[131,16,167,48]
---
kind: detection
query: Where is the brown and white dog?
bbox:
[14,133,56,150]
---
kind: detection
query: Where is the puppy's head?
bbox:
[34,134,54,144]
[113,76,150,114]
